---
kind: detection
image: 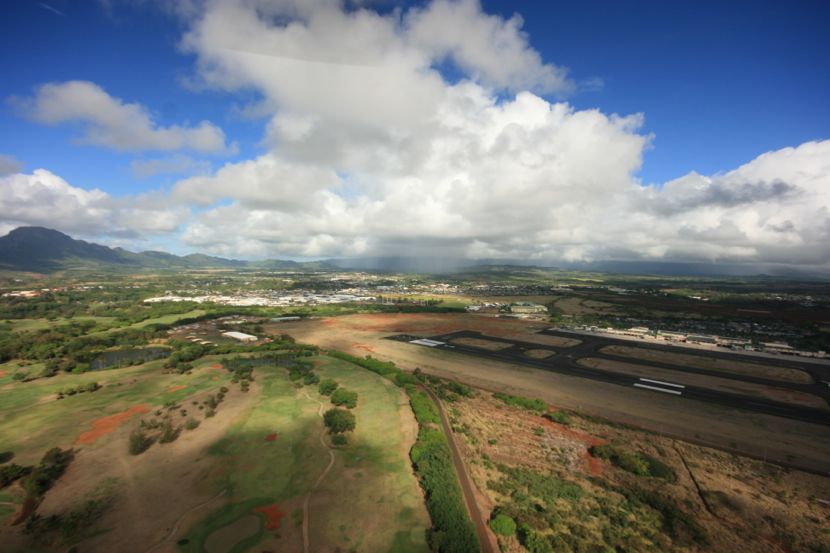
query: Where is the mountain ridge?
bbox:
[0,227,332,272]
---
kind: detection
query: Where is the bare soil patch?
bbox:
[264,433,278,442]
[450,337,513,351]
[600,345,812,384]
[75,404,150,445]
[578,357,827,410]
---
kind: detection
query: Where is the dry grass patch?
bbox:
[601,345,812,384]
[523,349,555,360]
[578,358,828,410]
[450,337,513,351]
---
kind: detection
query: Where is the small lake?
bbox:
[90,347,170,370]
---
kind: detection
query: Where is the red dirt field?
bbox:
[0,371,7,378]
[75,404,149,445]
[265,433,278,442]
[166,385,187,392]
[210,363,222,369]
[253,504,286,530]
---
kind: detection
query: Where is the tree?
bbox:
[318,379,338,396]
[330,388,358,409]
[323,408,355,434]
[489,514,517,536]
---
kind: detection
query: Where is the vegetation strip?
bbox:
[422,385,495,553]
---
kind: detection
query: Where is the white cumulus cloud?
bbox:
[12,80,235,154]
[0,169,187,239]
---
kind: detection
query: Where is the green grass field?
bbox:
[181,355,430,553]
[91,309,208,335]
[2,316,116,333]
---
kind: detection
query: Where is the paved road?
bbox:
[422,385,496,553]
[391,330,830,426]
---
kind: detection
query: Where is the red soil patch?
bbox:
[265,433,278,442]
[0,371,6,378]
[253,504,286,530]
[211,363,222,369]
[540,409,605,475]
[75,404,150,445]
[166,385,187,392]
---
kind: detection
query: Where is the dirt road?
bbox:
[423,386,497,553]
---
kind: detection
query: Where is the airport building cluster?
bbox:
[575,325,826,359]
[144,291,376,307]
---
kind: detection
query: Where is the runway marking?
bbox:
[639,377,685,389]
[633,383,683,395]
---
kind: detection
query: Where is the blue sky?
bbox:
[1,0,829,266]
[2,0,827,193]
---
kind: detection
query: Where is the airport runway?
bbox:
[388,329,830,426]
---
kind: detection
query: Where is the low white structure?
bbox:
[410,338,446,347]
[221,331,258,342]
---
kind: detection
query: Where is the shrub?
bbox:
[185,418,200,430]
[303,372,320,386]
[489,513,517,536]
[493,392,546,413]
[318,379,338,396]
[330,388,358,409]
[323,408,356,434]
[331,434,348,446]
[589,444,675,481]
[544,411,570,425]
[128,428,152,455]
[158,420,180,444]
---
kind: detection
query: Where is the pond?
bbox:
[90,347,170,370]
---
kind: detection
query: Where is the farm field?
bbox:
[438,385,830,553]
[0,352,429,553]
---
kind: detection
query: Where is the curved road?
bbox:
[422,386,497,553]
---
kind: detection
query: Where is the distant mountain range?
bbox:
[0,227,335,272]
[1,226,826,278]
